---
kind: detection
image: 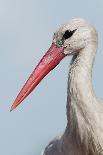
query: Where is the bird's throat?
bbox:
[64,43,101,152]
[67,44,97,126]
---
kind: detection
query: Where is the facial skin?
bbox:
[53,18,98,55]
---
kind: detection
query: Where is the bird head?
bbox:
[53,18,97,55]
[10,18,97,111]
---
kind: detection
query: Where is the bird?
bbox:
[10,18,103,155]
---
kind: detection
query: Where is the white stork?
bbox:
[11,18,103,155]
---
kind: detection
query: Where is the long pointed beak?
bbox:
[10,43,65,111]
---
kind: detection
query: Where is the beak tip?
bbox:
[10,107,13,112]
[10,104,15,112]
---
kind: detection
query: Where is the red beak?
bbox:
[10,43,65,111]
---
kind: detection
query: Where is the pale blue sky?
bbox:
[0,0,103,154]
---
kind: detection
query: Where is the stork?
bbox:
[10,18,103,155]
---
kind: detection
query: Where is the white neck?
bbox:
[62,42,103,154]
[67,43,97,129]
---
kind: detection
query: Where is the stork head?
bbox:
[10,18,97,111]
[53,18,97,55]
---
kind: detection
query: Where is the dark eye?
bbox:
[63,29,77,40]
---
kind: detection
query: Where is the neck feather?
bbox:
[62,42,103,154]
[67,43,97,126]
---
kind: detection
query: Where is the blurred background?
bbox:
[0,0,103,154]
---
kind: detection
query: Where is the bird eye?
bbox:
[63,29,77,40]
